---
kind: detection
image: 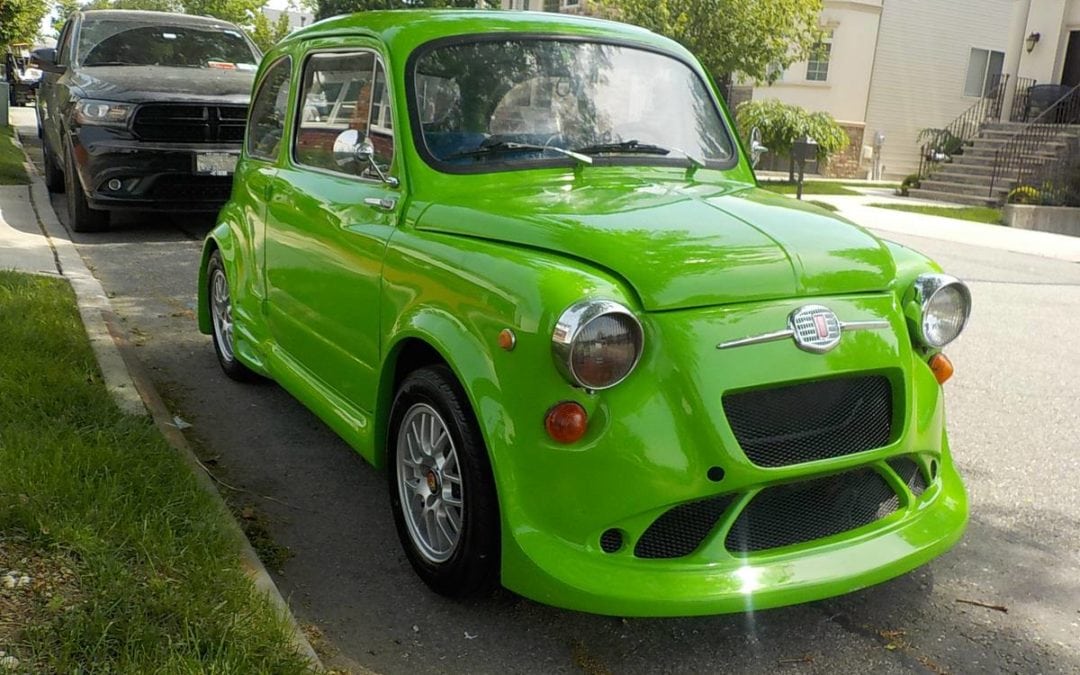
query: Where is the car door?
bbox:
[40,17,76,157]
[265,46,402,412]
[235,55,292,314]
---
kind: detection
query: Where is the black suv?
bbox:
[33,10,261,231]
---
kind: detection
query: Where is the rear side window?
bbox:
[247,57,292,161]
[294,51,395,179]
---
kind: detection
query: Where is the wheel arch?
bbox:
[196,222,237,334]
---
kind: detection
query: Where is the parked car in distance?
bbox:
[198,10,973,616]
[33,10,261,232]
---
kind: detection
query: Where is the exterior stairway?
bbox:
[909,122,1080,206]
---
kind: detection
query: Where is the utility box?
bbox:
[0,82,9,127]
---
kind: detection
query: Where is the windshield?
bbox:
[412,39,735,172]
[77,20,259,69]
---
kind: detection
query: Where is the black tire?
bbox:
[206,250,259,382]
[64,148,109,232]
[42,138,64,193]
[388,365,500,597]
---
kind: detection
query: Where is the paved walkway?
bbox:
[0,184,59,275]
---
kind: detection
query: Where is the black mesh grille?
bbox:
[723,375,893,467]
[599,529,623,553]
[634,494,735,559]
[132,104,248,143]
[888,457,928,497]
[725,469,899,553]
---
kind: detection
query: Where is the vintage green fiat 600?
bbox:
[197,10,971,616]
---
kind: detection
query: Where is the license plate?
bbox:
[194,152,238,176]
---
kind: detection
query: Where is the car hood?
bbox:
[415,178,896,311]
[71,66,254,104]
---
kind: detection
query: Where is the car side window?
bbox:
[247,57,292,161]
[294,51,395,179]
[57,20,74,65]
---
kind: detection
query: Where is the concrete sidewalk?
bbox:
[0,184,59,275]
[811,191,1080,263]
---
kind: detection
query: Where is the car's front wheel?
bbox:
[42,138,64,193]
[64,148,108,232]
[388,365,500,597]
[206,250,258,382]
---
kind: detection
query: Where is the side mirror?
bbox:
[30,48,64,74]
[332,128,398,187]
[749,127,768,168]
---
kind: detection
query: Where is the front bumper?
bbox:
[70,126,238,212]
[490,292,968,616]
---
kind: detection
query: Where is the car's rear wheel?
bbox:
[206,250,258,382]
[388,365,499,597]
[42,138,64,193]
[64,148,109,232]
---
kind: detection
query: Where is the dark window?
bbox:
[57,20,75,65]
[247,57,292,161]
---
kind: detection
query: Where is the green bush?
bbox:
[735,99,850,162]
[1007,185,1041,204]
[897,173,921,197]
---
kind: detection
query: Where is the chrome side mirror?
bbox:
[749,127,768,168]
[332,129,398,187]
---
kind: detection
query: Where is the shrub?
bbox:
[898,173,921,197]
[1007,185,1041,204]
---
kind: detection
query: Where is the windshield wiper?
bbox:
[83,61,142,67]
[573,140,673,156]
[444,141,593,166]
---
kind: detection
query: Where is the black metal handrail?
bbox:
[917,74,1009,179]
[1010,135,1080,206]
[988,82,1080,200]
[1011,77,1037,122]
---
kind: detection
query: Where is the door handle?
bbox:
[364,197,397,211]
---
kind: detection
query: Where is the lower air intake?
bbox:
[634,494,735,559]
[888,457,928,497]
[725,468,899,553]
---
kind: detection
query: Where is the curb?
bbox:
[16,126,325,672]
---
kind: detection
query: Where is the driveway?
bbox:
[12,106,1080,674]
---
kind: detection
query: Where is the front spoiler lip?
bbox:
[501,461,967,617]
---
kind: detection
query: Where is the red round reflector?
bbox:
[545,401,588,444]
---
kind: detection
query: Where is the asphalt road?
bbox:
[15,109,1080,674]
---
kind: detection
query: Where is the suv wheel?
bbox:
[388,365,500,597]
[64,148,109,233]
[42,139,64,193]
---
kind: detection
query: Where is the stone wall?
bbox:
[820,122,865,179]
[1004,205,1080,237]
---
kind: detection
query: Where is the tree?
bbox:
[598,0,822,86]
[0,0,50,45]
[735,98,849,179]
[314,0,479,21]
[53,0,83,34]
[251,10,291,52]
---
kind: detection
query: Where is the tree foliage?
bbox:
[598,0,822,85]
[251,10,291,51]
[735,98,848,160]
[314,0,479,21]
[79,0,266,28]
[0,0,50,45]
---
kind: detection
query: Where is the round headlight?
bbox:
[552,300,644,390]
[911,274,971,348]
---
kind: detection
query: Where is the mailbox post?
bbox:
[791,136,818,200]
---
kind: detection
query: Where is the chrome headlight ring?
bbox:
[552,300,644,390]
[907,273,972,349]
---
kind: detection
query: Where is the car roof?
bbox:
[79,9,242,29]
[283,9,692,61]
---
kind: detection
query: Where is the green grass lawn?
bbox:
[867,202,1004,224]
[761,181,862,196]
[0,126,29,185]
[0,272,310,673]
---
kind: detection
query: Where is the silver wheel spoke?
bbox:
[395,403,466,564]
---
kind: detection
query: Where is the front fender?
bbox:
[196,221,237,335]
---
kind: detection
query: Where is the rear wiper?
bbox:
[444,141,593,166]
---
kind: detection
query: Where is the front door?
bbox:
[1062,31,1080,88]
[265,47,401,413]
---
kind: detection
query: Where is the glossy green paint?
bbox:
[197,10,967,616]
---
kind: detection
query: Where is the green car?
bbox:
[197,10,972,616]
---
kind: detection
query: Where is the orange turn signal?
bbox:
[929,353,954,384]
[545,401,588,444]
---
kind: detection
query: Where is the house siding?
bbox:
[864,0,1013,178]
